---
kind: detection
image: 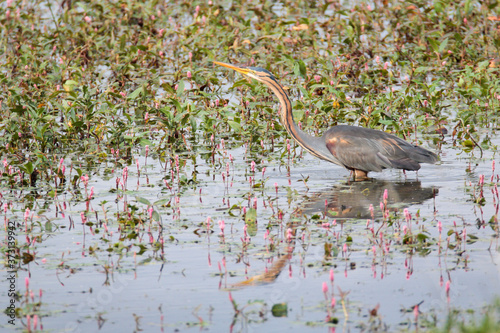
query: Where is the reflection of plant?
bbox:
[12,278,44,331]
[228,293,268,331]
[416,299,500,333]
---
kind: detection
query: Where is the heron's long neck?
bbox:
[265,81,338,163]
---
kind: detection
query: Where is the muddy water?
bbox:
[6,134,500,332]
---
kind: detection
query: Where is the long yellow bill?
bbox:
[213,61,250,75]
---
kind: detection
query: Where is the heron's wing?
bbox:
[323,125,437,172]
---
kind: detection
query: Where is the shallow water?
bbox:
[3,132,500,332]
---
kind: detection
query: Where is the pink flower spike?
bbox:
[404,208,411,222]
[81,174,89,186]
[25,277,29,290]
[322,282,328,294]
[329,269,334,282]
[122,167,128,182]
[445,280,450,295]
[263,229,270,240]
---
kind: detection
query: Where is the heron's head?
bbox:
[213,61,274,83]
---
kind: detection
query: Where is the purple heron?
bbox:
[214,61,438,180]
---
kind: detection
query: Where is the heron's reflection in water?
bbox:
[301,179,438,220]
[230,180,438,288]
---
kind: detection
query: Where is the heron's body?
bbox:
[214,61,438,180]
